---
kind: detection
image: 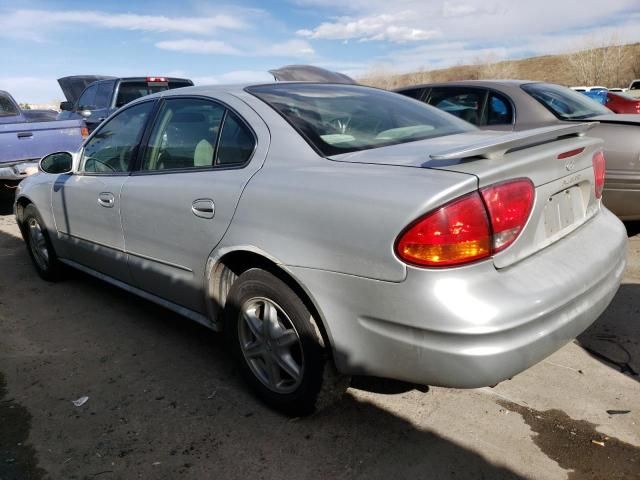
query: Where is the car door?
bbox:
[74,83,101,131]
[51,100,156,281]
[120,95,269,313]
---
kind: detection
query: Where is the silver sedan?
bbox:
[396,80,640,220]
[14,83,626,415]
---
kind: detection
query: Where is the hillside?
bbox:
[359,42,640,90]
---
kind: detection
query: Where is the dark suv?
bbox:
[57,76,193,131]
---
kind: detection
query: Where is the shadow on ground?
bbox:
[0,189,15,216]
[0,226,525,479]
[578,283,640,382]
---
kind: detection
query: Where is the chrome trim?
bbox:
[126,250,193,272]
[59,233,193,273]
[58,258,215,330]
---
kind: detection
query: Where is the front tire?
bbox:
[224,268,330,416]
[22,204,62,282]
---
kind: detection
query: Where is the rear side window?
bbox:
[398,88,426,100]
[78,84,98,110]
[217,112,255,165]
[94,82,113,109]
[82,101,154,173]
[428,88,485,126]
[0,95,18,116]
[141,98,254,171]
[487,94,513,125]
[142,98,225,171]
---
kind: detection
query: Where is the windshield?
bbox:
[522,83,611,120]
[247,83,475,156]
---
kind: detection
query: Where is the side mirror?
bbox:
[79,109,92,118]
[60,101,74,112]
[39,152,73,174]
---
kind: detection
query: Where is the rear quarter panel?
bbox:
[218,92,478,282]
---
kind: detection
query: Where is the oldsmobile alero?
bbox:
[14,83,627,415]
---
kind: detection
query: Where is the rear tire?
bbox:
[224,268,334,416]
[22,204,62,282]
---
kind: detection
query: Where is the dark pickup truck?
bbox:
[57,75,193,131]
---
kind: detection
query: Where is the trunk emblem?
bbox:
[565,158,576,171]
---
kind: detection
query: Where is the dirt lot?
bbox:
[0,192,639,480]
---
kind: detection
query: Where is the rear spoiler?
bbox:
[430,123,596,161]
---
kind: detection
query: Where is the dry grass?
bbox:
[359,42,640,90]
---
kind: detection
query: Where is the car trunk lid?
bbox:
[332,123,602,268]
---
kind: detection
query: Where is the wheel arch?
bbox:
[206,247,333,351]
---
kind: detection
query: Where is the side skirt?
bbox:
[58,258,220,331]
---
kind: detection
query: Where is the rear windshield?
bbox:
[0,94,19,117]
[115,80,192,108]
[522,83,611,120]
[247,83,474,156]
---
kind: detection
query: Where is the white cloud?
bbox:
[298,12,439,43]
[442,2,478,17]
[0,9,246,37]
[192,71,274,85]
[155,39,240,55]
[156,38,315,57]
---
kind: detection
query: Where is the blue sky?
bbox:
[1,0,639,103]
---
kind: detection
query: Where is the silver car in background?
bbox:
[14,83,626,415]
[396,80,640,220]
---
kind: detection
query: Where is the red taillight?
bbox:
[592,151,605,199]
[146,76,167,82]
[80,127,89,138]
[480,179,534,253]
[395,179,534,268]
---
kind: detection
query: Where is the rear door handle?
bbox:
[17,132,33,138]
[192,199,215,219]
[97,192,115,208]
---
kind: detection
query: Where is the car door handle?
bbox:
[17,132,33,138]
[191,199,215,219]
[97,192,115,208]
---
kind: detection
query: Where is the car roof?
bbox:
[146,81,376,99]
[394,79,540,91]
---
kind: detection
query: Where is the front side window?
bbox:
[522,83,611,120]
[82,101,154,173]
[428,88,486,126]
[77,84,98,110]
[247,84,474,156]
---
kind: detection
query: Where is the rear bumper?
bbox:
[288,208,626,387]
[0,161,38,182]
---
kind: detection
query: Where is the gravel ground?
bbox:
[0,193,638,480]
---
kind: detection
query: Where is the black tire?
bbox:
[22,204,62,282]
[224,268,329,416]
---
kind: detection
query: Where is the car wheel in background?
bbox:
[225,268,331,416]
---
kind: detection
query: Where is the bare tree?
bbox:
[474,53,519,80]
[568,34,629,87]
